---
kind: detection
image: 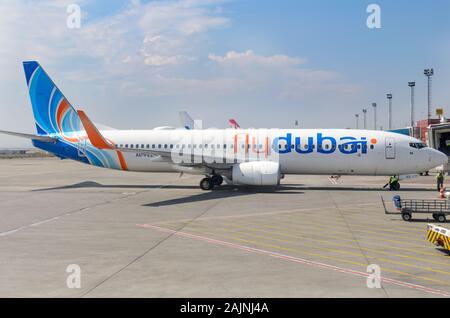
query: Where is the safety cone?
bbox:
[440,187,446,199]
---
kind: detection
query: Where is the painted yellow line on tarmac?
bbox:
[234,216,444,259]
[275,214,431,247]
[171,224,450,287]
[216,218,450,268]
[202,220,450,276]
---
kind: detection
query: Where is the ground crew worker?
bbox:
[389,175,399,191]
[437,171,445,191]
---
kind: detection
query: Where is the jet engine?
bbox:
[232,161,281,186]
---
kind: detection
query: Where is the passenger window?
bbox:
[146,144,149,149]
[141,144,144,148]
[125,144,128,148]
[130,144,134,148]
[158,144,162,149]
[370,145,374,150]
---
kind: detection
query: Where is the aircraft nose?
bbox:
[431,149,448,167]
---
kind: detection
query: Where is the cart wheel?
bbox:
[402,213,412,222]
[394,183,401,191]
[437,214,447,223]
[433,214,439,221]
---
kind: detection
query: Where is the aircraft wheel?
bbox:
[200,178,214,191]
[402,213,412,222]
[212,175,223,186]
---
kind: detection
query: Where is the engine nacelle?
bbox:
[232,161,281,186]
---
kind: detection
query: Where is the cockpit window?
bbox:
[409,142,427,149]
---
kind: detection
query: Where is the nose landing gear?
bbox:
[199,174,224,191]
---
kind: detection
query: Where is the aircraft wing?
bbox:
[0,130,57,142]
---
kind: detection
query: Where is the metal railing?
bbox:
[401,199,450,213]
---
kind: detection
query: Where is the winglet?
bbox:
[77,110,114,150]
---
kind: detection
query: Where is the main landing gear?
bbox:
[200,174,224,191]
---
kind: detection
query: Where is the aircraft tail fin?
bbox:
[23,61,82,141]
[179,111,195,130]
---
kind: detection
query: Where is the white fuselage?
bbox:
[70,128,447,176]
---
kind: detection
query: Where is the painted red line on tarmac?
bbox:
[137,223,450,298]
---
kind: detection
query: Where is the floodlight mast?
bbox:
[362,109,367,129]
[386,94,393,130]
[424,68,434,123]
[372,103,377,130]
[408,82,416,128]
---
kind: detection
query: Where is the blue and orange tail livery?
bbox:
[23,61,82,141]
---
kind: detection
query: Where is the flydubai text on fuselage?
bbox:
[1,61,447,190]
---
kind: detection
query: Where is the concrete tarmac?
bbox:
[0,158,449,297]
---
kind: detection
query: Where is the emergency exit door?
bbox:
[385,137,396,159]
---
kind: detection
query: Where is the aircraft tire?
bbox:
[200,178,214,191]
[212,175,223,186]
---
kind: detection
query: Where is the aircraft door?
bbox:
[385,137,396,159]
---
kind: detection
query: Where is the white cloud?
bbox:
[208,50,306,66]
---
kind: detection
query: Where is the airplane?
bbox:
[228,119,241,129]
[179,111,241,130]
[0,61,447,191]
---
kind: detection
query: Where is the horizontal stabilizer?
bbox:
[0,130,57,142]
[77,110,114,150]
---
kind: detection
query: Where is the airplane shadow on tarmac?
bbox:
[32,181,200,191]
[143,186,305,207]
[33,181,438,194]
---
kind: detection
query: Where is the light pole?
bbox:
[424,68,434,123]
[372,103,377,130]
[362,109,367,129]
[355,114,359,129]
[408,82,416,128]
[386,94,393,130]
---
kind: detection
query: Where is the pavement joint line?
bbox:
[138,223,450,297]
[221,216,444,259]
[188,211,431,249]
[205,218,450,268]
[0,188,144,237]
[160,224,450,288]
[160,217,432,254]
[151,202,379,225]
[141,221,450,288]
[79,184,223,298]
[274,213,432,247]
[178,218,450,278]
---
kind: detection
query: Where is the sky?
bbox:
[0,0,450,147]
